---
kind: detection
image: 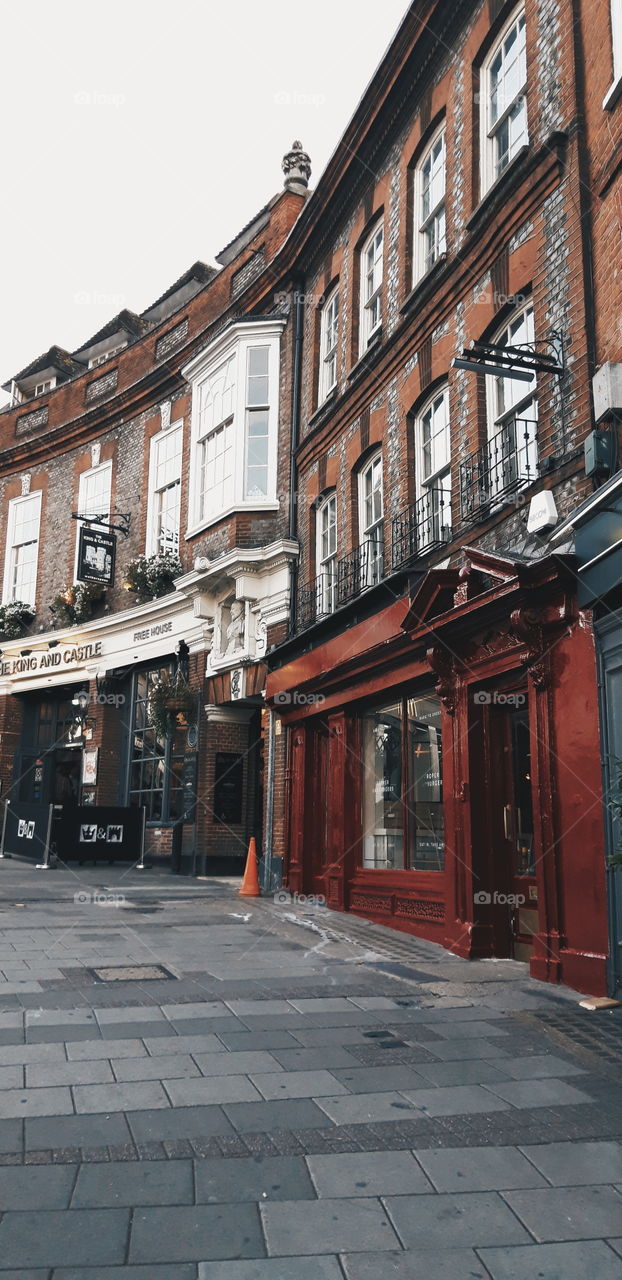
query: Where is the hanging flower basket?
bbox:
[147,672,196,739]
[49,583,105,628]
[122,552,182,604]
[0,600,34,640]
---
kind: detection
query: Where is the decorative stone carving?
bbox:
[20,473,31,496]
[160,401,172,431]
[510,607,548,689]
[225,600,246,656]
[426,644,456,713]
[254,609,268,657]
[282,140,311,192]
[90,443,101,468]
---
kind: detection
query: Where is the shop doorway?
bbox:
[474,691,539,960]
[306,721,331,896]
[14,692,85,807]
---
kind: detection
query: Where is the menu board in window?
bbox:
[213,752,244,825]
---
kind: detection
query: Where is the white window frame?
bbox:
[358,453,384,587]
[604,0,622,107]
[480,7,528,196]
[73,460,113,582]
[359,222,384,354]
[183,320,284,538]
[485,304,538,500]
[415,387,452,547]
[3,491,42,609]
[34,378,55,397]
[145,422,183,557]
[316,492,337,615]
[88,343,127,370]
[413,125,447,284]
[319,288,339,402]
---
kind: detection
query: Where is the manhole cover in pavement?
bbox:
[91,965,176,982]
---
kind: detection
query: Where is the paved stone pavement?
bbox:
[0,859,621,1278]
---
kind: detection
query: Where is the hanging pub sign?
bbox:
[77,526,116,586]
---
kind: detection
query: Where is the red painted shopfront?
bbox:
[267,547,609,995]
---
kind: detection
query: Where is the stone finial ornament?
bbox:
[282,141,311,193]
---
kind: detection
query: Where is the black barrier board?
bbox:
[77,526,116,586]
[0,801,54,864]
[52,805,146,863]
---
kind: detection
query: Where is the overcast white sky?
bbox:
[0,0,408,405]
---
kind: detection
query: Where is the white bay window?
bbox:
[183,321,283,534]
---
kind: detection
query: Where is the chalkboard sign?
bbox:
[213,752,243,825]
[182,753,198,824]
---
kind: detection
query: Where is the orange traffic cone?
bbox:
[239,836,261,897]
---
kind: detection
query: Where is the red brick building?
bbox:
[0,147,310,871]
[265,0,622,995]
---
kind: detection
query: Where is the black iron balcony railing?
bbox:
[391,487,452,571]
[460,416,538,524]
[294,529,385,633]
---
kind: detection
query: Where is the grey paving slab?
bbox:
[226,1001,296,1017]
[169,1018,238,1037]
[55,1268,197,1280]
[193,1051,283,1077]
[503,1185,622,1240]
[0,1086,74,1119]
[111,1052,201,1082]
[25,1058,114,1088]
[262,1197,401,1255]
[425,1039,510,1060]
[198,1260,344,1280]
[25,1111,132,1151]
[384,1191,532,1250]
[288,998,360,1013]
[0,1042,67,1065]
[96,1005,167,1023]
[73,1080,170,1113]
[415,1145,548,1192]
[432,1021,509,1039]
[162,1001,234,1019]
[479,1240,622,1280]
[97,1022,177,1040]
[129,1203,265,1263]
[270,1048,361,1071]
[341,1250,490,1279]
[0,1163,76,1208]
[126,1104,235,1143]
[609,1239,622,1259]
[164,1075,263,1106]
[331,1066,430,1093]
[482,1079,593,1109]
[288,1028,370,1047]
[223,1098,334,1133]
[144,1034,225,1056]
[195,1154,316,1204]
[413,1059,512,1087]
[0,1118,23,1153]
[66,1038,146,1060]
[307,1149,433,1198]
[25,1009,95,1027]
[215,1031,301,1053]
[26,1024,101,1044]
[0,1064,23,1088]
[249,1070,349,1100]
[501,1055,585,1079]
[520,1140,622,1186]
[314,1092,417,1126]
[0,1207,129,1268]
[72,1158,194,1207]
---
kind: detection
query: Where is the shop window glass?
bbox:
[128,666,185,822]
[407,694,444,870]
[362,702,404,869]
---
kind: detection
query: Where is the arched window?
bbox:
[318,288,339,403]
[413,124,446,283]
[414,386,452,548]
[480,7,528,194]
[316,492,337,615]
[486,303,538,499]
[358,453,384,587]
[359,222,384,353]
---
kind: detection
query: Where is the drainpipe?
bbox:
[261,706,277,893]
[289,279,305,618]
